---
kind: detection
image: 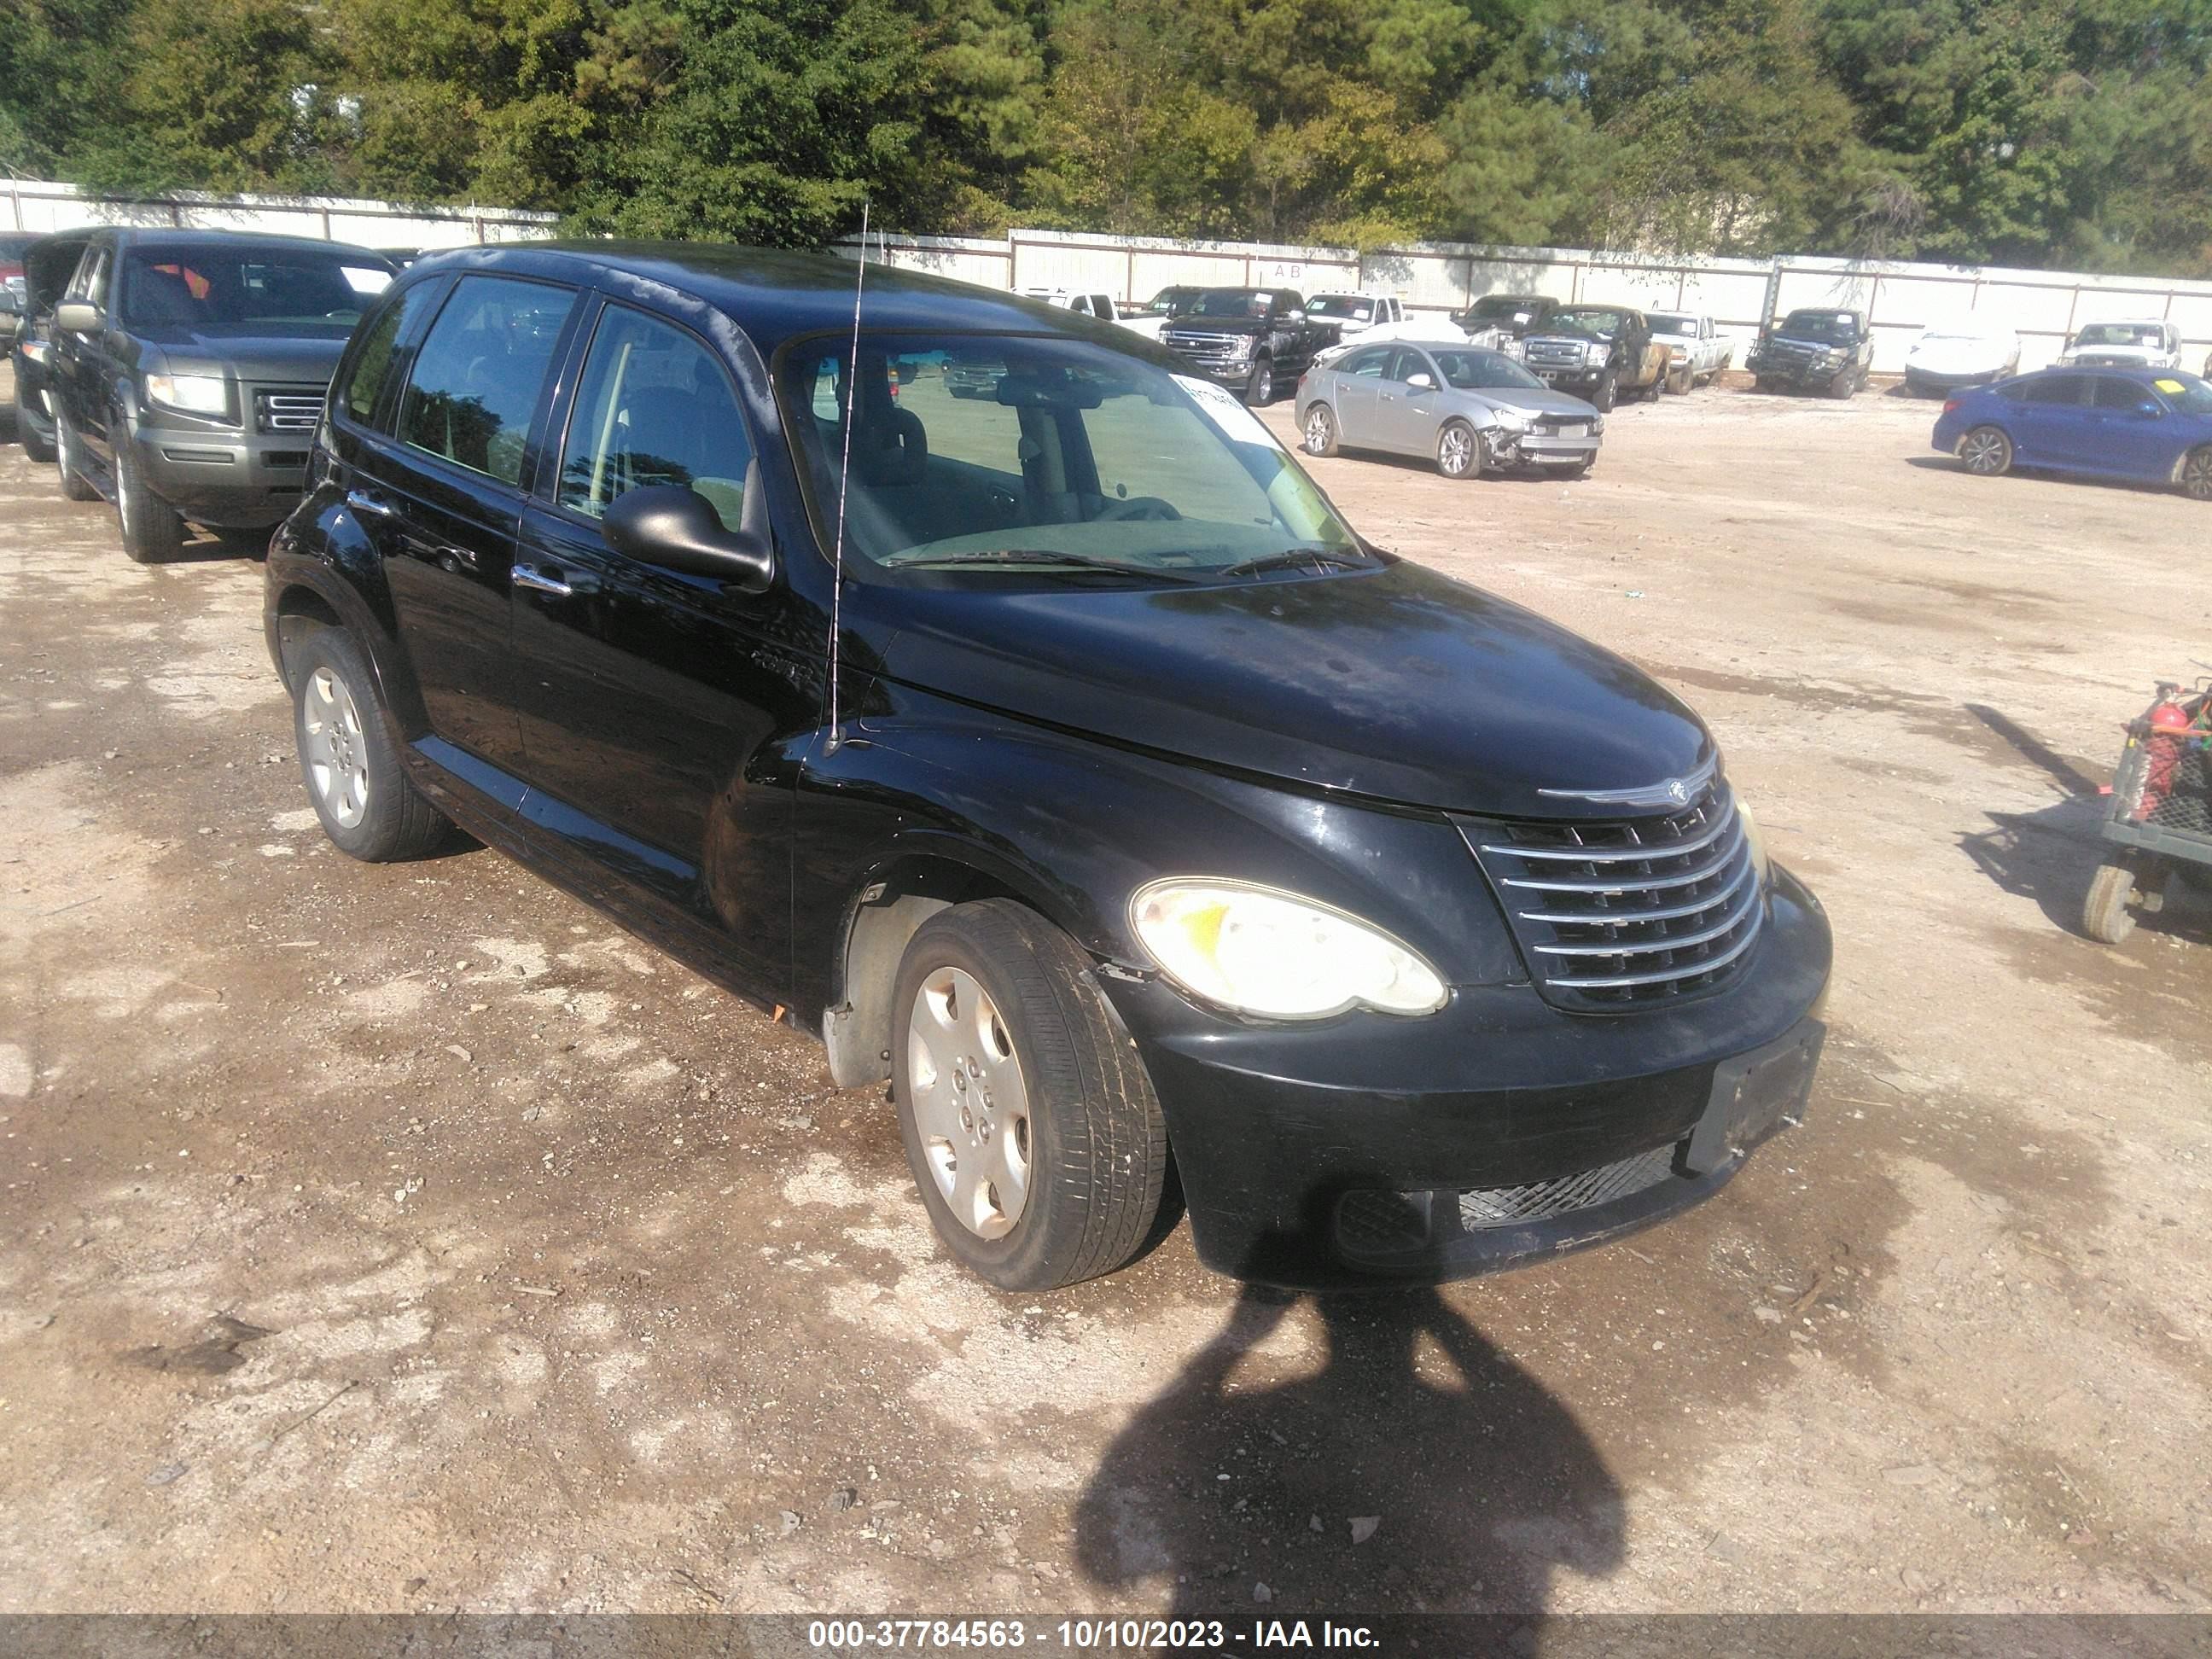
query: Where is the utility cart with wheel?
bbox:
[2086,679,2212,944]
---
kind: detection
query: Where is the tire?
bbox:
[2181,445,2212,502]
[290,626,450,862]
[1667,364,1693,395]
[1243,357,1275,406]
[1752,376,1776,394]
[114,434,185,563]
[55,410,98,501]
[1301,402,1339,457]
[892,899,1170,1292]
[1827,364,1858,399]
[1959,425,2012,477]
[1435,418,1481,480]
[2081,859,2139,946]
[1591,370,1618,413]
[21,420,56,465]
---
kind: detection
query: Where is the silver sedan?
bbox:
[1297,341,1604,480]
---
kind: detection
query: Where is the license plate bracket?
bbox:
[1683,1020,1824,1175]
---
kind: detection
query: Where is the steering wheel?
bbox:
[1096,495,1181,522]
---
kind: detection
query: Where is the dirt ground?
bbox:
[1,365,2208,1623]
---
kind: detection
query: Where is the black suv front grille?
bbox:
[254,387,326,434]
[1458,777,1763,1012]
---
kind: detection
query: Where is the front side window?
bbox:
[398,276,577,486]
[557,304,754,533]
[339,282,439,430]
[1340,347,1392,378]
[777,333,1366,584]
[1431,348,1545,392]
[117,245,390,334]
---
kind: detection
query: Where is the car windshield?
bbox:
[1429,348,1545,392]
[119,245,392,334]
[2157,373,2212,416]
[1307,296,1376,322]
[2076,323,2166,347]
[1137,288,1196,317]
[1545,308,1626,340]
[777,333,1368,584]
[1189,289,1273,319]
[1649,314,1697,335]
[1778,312,1855,341]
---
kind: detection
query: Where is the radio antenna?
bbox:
[824,198,870,758]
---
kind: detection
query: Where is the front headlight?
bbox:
[19,338,49,365]
[144,372,231,420]
[1588,345,1611,367]
[1130,879,1449,1020]
[1489,405,1529,433]
[1224,335,1254,360]
[1736,795,1771,887]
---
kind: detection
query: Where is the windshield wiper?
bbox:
[1216,549,1369,579]
[891,549,1202,581]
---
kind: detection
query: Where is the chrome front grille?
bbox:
[1161,329,1246,364]
[1523,339,1585,366]
[254,387,326,434]
[1459,777,1764,1011]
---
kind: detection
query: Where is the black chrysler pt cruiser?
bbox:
[263,242,1831,1290]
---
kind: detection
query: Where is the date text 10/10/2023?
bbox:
[806,1619,1382,1650]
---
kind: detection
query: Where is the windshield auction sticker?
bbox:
[1174,373,1288,452]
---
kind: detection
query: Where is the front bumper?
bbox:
[1747,352,1844,388]
[1906,366,2006,393]
[1168,353,1259,387]
[132,418,315,529]
[1493,430,1601,470]
[1108,866,1833,1288]
[1527,364,1604,394]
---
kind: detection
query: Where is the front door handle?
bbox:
[345,488,398,521]
[513,561,595,597]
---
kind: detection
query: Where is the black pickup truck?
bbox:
[1159,288,1336,405]
[1747,308,1873,399]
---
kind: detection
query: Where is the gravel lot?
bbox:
[1,367,2208,1620]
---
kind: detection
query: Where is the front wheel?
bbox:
[290,627,451,862]
[1301,402,1339,457]
[892,899,1169,1291]
[1591,370,1618,413]
[1243,357,1275,406]
[1959,425,2012,477]
[2181,445,2212,502]
[21,418,56,465]
[1435,419,1482,480]
[114,437,185,563]
[2081,858,2140,945]
[1827,364,1858,399]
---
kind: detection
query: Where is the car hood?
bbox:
[1909,336,2016,372]
[864,559,1712,819]
[139,328,351,383]
[2064,344,2174,365]
[1455,387,1602,421]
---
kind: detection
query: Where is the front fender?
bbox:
[789,679,1527,1022]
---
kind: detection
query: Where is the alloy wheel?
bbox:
[2184,448,2212,502]
[302,665,372,829]
[906,966,1032,1239]
[1304,407,1332,453]
[1960,428,2010,476]
[1438,424,1476,477]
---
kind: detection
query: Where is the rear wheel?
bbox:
[290,627,450,862]
[2181,445,2212,501]
[1435,419,1481,480]
[55,411,98,501]
[1959,425,2012,477]
[1243,357,1275,406]
[892,899,1169,1291]
[2081,858,2139,946]
[1667,363,1693,395]
[1301,403,1339,457]
[114,437,185,563]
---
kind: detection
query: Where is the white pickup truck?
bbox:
[1648,311,1734,392]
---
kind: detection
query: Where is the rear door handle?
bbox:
[513,561,596,597]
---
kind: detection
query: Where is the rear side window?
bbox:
[556,304,754,533]
[338,282,440,430]
[2022,375,2087,405]
[398,276,577,486]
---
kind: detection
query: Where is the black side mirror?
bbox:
[601,469,774,594]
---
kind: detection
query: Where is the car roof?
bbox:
[405,241,1173,359]
[87,225,393,261]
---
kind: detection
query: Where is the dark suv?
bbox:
[8,231,93,464]
[265,242,1831,1291]
[1747,308,1874,399]
[48,228,396,560]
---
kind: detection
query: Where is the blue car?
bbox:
[1932,366,2212,499]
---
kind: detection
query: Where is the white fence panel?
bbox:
[0,177,556,249]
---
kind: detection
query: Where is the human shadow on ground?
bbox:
[1074,1280,1623,1623]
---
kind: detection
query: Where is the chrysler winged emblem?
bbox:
[1538,756,1717,811]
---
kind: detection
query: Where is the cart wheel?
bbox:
[2081,858,2139,945]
